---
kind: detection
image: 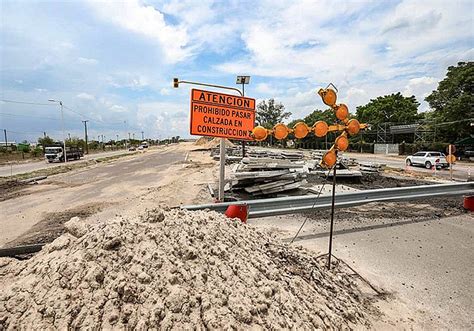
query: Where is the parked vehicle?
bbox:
[405,151,449,169]
[45,145,83,163]
[128,147,136,151]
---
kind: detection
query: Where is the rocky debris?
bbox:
[0,208,376,329]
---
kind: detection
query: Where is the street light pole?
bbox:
[236,76,251,158]
[82,120,89,154]
[48,99,67,163]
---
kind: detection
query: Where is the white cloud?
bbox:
[77,57,98,65]
[109,104,128,113]
[137,101,188,137]
[255,83,280,95]
[76,92,95,100]
[160,88,171,95]
[87,0,190,62]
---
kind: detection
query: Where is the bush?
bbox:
[399,142,450,155]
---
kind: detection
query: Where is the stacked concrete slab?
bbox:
[230,157,308,196]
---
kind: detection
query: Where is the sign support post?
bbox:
[219,139,226,201]
[327,157,337,270]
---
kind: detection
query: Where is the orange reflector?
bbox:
[313,121,329,137]
[293,122,310,139]
[346,119,361,135]
[318,88,337,107]
[322,150,337,168]
[446,154,456,164]
[252,126,268,141]
[273,123,289,140]
[335,104,349,121]
[335,135,349,151]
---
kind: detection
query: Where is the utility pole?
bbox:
[43,131,46,154]
[3,129,7,148]
[68,133,71,140]
[82,120,89,154]
[141,131,144,140]
[48,99,67,163]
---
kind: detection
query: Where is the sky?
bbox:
[1,0,473,143]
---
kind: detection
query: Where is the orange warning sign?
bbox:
[190,89,255,141]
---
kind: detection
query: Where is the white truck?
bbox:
[45,145,83,163]
[405,151,449,169]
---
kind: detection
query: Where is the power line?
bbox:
[0,112,60,121]
[1,99,51,106]
[2,98,143,130]
[6,130,45,134]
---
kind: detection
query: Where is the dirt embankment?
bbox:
[0,208,380,329]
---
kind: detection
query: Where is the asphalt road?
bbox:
[0,149,135,177]
[0,146,186,246]
[304,214,473,329]
[251,210,474,329]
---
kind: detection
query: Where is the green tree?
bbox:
[302,109,334,126]
[355,92,421,125]
[256,99,291,129]
[38,135,54,147]
[425,61,474,142]
[66,137,86,150]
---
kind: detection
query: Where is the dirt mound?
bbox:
[194,136,211,146]
[0,208,375,329]
[206,137,235,148]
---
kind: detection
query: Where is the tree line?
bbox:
[255,62,473,144]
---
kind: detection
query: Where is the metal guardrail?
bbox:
[182,182,474,218]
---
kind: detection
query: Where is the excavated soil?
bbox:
[0,180,28,202]
[0,208,378,329]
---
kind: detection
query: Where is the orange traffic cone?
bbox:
[225,204,249,223]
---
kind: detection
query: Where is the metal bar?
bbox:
[0,243,44,257]
[178,80,243,96]
[182,182,474,218]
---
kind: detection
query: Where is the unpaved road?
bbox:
[0,149,135,177]
[0,143,215,247]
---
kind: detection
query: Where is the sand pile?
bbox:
[206,137,235,148]
[0,208,374,329]
[194,136,211,146]
[194,136,235,149]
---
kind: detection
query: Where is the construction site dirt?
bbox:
[0,142,472,329]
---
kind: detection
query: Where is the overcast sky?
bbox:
[1,0,473,142]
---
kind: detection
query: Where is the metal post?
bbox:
[218,138,226,201]
[327,163,337,270]
[60,102,67,163]
[449,145,453,181]
[3,129,7,147]
[241,84,246,158]
[82,120,89,154]
[141,131,144,140]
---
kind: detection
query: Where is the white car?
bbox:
[405,151,449,169]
